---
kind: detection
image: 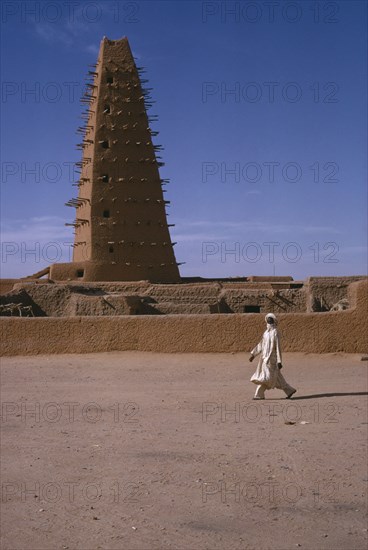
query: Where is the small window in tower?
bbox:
[244,305,261,313]
[103,210,110,218]
[77,269,84,278]
[101,140,109,149]
[106,76,114,84]
[109,246,114,253]
[103,105,111,114]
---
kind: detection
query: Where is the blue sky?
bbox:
[1,0,367,279]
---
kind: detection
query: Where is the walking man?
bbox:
[249,313,296,400]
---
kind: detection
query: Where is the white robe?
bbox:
[250,326,285,389]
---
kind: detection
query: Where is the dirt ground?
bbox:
[1,351,367,550]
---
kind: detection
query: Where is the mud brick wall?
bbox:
[218,288,308,313]
[306,276,366,311]
[1,280,366,356]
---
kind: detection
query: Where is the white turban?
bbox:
[265,312,277,325]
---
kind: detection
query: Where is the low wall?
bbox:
[1,280,367,356]
[0,279,22,295]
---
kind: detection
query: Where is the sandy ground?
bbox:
[0,351,367,550]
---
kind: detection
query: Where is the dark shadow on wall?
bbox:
[0,289,46,316]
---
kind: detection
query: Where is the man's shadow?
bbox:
[288,392,368,400]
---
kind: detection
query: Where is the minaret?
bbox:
[50,37,181,283]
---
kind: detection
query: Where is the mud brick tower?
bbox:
[50,37,181,282]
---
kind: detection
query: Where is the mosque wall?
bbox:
[1,280,366,356]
